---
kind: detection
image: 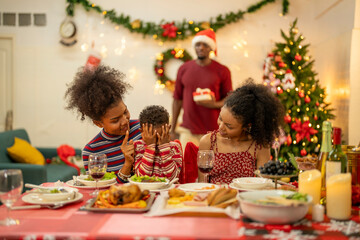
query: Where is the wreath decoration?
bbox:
[154,48,193,91]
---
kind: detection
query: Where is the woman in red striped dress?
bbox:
[199,80,285,184]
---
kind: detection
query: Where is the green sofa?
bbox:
[0,129,80,187]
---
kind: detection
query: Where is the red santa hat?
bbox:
[192,29,217,55]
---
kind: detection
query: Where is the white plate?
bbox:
[149,184,176,193]
[229,182,277,192]
[178,183,220,193]
[76,175,117,187]
[65,180,116,189]
[22,192,83,206]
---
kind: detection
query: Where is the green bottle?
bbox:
[318,121,332,192]
[326,127,348,182]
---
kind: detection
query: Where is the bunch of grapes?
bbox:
[259,160,296,176]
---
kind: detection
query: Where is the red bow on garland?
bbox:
[291,119,318,143]
[161,22,178,39]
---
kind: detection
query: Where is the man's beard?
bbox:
[197,56,206,60]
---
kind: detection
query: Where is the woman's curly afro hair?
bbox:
[224,79,285,148]
[139,105,169,128]
[64,65,131,121]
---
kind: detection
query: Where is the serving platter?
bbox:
[145,191,240,219]
[22,192,83,206]
[80,193,156,213]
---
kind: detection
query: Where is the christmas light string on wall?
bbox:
[65,0,290,42]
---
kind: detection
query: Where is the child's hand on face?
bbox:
[121,131,134,165]
[141,123,157,146]
[157,124,171,145]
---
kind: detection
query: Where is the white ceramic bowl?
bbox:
[128,178,169,191]
[77,175,117,187]
[37,187,78,202]
[239,190,312,224]
[232,177,272,190]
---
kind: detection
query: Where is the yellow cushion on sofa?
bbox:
[7,137,45,165]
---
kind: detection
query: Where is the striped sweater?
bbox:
[82,120,141,182]
[134,140,183,181]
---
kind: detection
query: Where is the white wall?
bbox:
[0,0,358,149]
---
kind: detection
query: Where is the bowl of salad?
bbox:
[238,190,312,224]
[128,175,169,191]
[77,172,117,187]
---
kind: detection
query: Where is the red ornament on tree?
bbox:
[275,55,282,62]
[277,88,283,94]
[298,91,305,98]
[171,50,176,55]
[287,135,292,146]
[316,102,320,106]
[278,62,286,68]
[300,149,307,156]
[284,115,292,124]
[295,54,302,61]
[304,95,311,103]
[314,115,318,120]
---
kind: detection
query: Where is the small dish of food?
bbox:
[232,177,272,190]
[239,190,312,224]
[128,175,169,191]
[295,156,318,171]
[77,172,117,187]
[27,186,79,202]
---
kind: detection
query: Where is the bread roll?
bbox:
[207,187,237,207]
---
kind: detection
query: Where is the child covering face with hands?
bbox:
[134,105,183,181]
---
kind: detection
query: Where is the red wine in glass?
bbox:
[91,172,105,180]
[198,166,213,174]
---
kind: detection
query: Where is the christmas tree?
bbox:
[263,19,335,160]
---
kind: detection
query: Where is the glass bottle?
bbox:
[326,127,347,182]
[318,121,332,193]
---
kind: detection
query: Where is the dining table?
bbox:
[0,182,359,240]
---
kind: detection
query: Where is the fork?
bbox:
[11,204,65,210]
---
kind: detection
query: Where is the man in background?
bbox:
[170,29,233,148]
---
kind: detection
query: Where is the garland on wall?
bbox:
[65,0,290,42]
[154,48,193,91]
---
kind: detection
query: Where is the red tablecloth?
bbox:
[0,184,359,240]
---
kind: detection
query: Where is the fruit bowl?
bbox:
[239,190,312,224]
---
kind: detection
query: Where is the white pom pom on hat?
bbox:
[192,29,217,55]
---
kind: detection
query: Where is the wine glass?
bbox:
[88,154,107,196]
[197,150,215,183]
[0,169,23,226]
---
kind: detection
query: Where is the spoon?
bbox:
[161,177,179,189]
[25,183,69,193]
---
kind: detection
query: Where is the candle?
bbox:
[298,169,321,213]
[326,173,351,220]
[312,204,324,222]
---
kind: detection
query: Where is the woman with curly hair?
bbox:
[64,65,141,183]
[198,79,285,184]
[134,105,182,181]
